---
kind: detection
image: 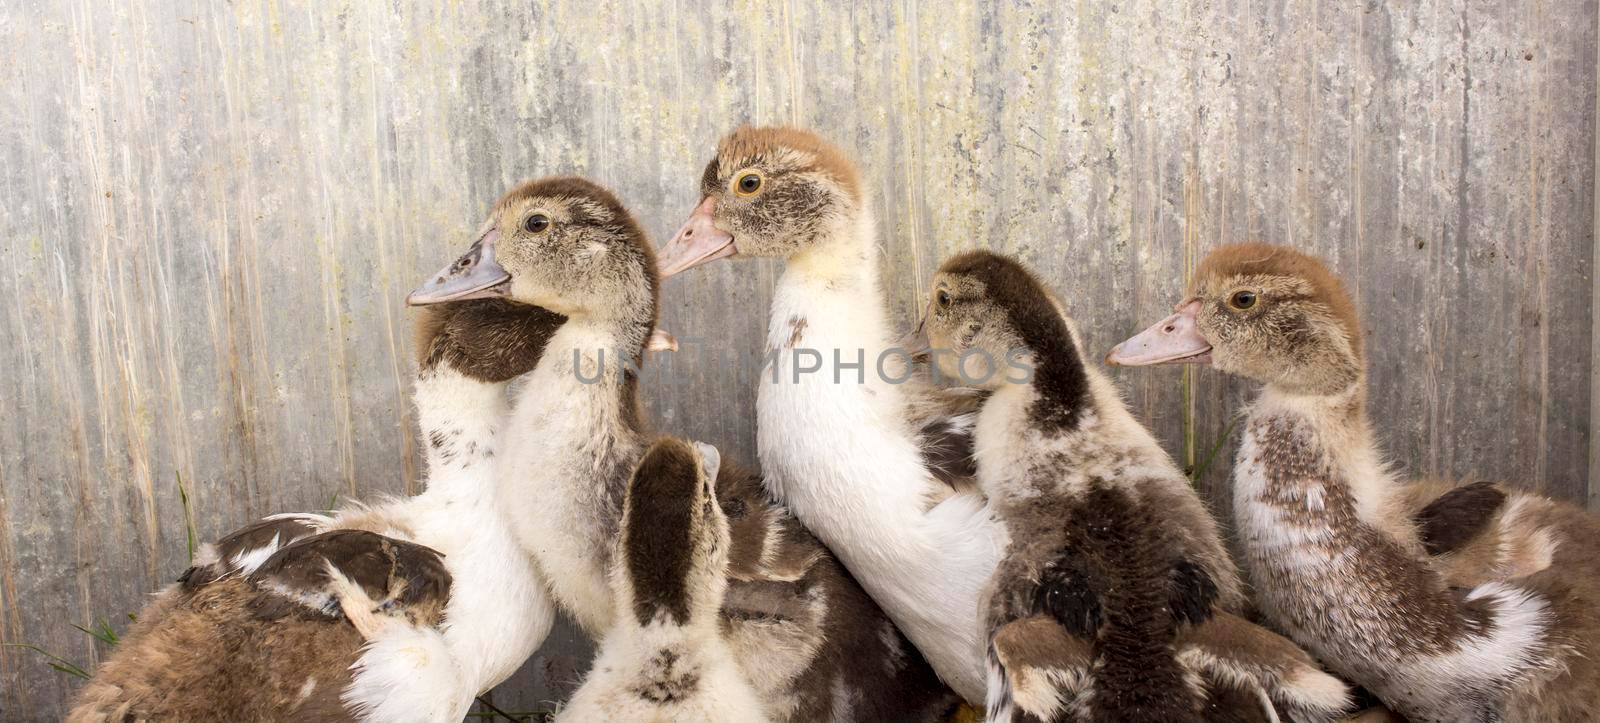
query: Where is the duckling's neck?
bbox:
[412,364,510,501]
[508,312,655,482]
[613,570,726,637]
[501,314,654,634]
[784,211,883,287]
[1243,381,1405,542]
[405,361,555,690]
[761,203,927,511]
[539,311,652,426]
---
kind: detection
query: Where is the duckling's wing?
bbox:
[986,615,1093,723]
[1412,481,1507,556]
[179,512,333,587]
[909,385,988,493]
[246,529,453,635]
[1177,611,1353,723]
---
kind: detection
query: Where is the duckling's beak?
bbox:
[407,226,512,306]
[693,442,722,485]
[896,318,932,358]
[659,196,736,278]
[1106,299,1212,366]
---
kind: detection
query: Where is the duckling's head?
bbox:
[908,250,1090,429]
[621,437,729,627]
[659,126,862,276]
[1107,242,1362,395]
[412,299,565,382]
[409,177,659,335]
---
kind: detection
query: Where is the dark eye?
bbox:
[523,214,550,234]
[734,173,763,196]
[936,290,952,310]
[1228,290,1257,310]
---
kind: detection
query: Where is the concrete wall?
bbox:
[1,0,1593,717]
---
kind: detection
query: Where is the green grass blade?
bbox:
[176,471,197,563]
[71,618,121,646]
[1190,415,1241,485]
[3,643,91,679]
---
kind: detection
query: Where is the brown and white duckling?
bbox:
[558,438,769,723]
[1109,242,1600,721]
[409,176,959,721]
[659,126,1005,702]
[909,251,1347,722]
[68,299,561,722]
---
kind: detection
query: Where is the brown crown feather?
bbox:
[493,176,643,235]
[715,126,863,201]
[1193,242,1363,358]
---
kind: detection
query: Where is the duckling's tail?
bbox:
[342,624,469,723]
[1177,611,1353,722]
[986,615,1094,723]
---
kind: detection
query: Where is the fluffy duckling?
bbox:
[909,251,1347,722]
[1108,242,1600,721]
[558,438,769,723]
[659,126,1004,702]
[409,176,958,721]
[68,299,561,722]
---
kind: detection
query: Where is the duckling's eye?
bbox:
[523,214,551,234]
[1228,290,1258,311]
[936,290,952,310]
[733,172,763,197]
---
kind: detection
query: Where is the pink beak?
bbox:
[1106,299,1213,366]
[658,196,737,278]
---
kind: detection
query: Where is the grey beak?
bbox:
[407,228,512,306]
[693,442,722,484]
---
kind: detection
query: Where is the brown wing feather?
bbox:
[247,529,452,628]
[910,386,988,492]
[1413,481,1507,556]
[180,514,327,588]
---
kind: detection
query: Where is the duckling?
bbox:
[558,438,769,723]
[1108,242,1600,721]
[409,176,958,721]
[908,251,1347,722]
[658,126,1005,702]
[68,298,562,722]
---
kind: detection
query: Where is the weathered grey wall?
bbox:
[0,0,1593,718]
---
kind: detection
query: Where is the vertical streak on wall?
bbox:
[1528,0,1552,487]
[896,0,925,296]
[0,461,17,689]
[1592,0,1600,511]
